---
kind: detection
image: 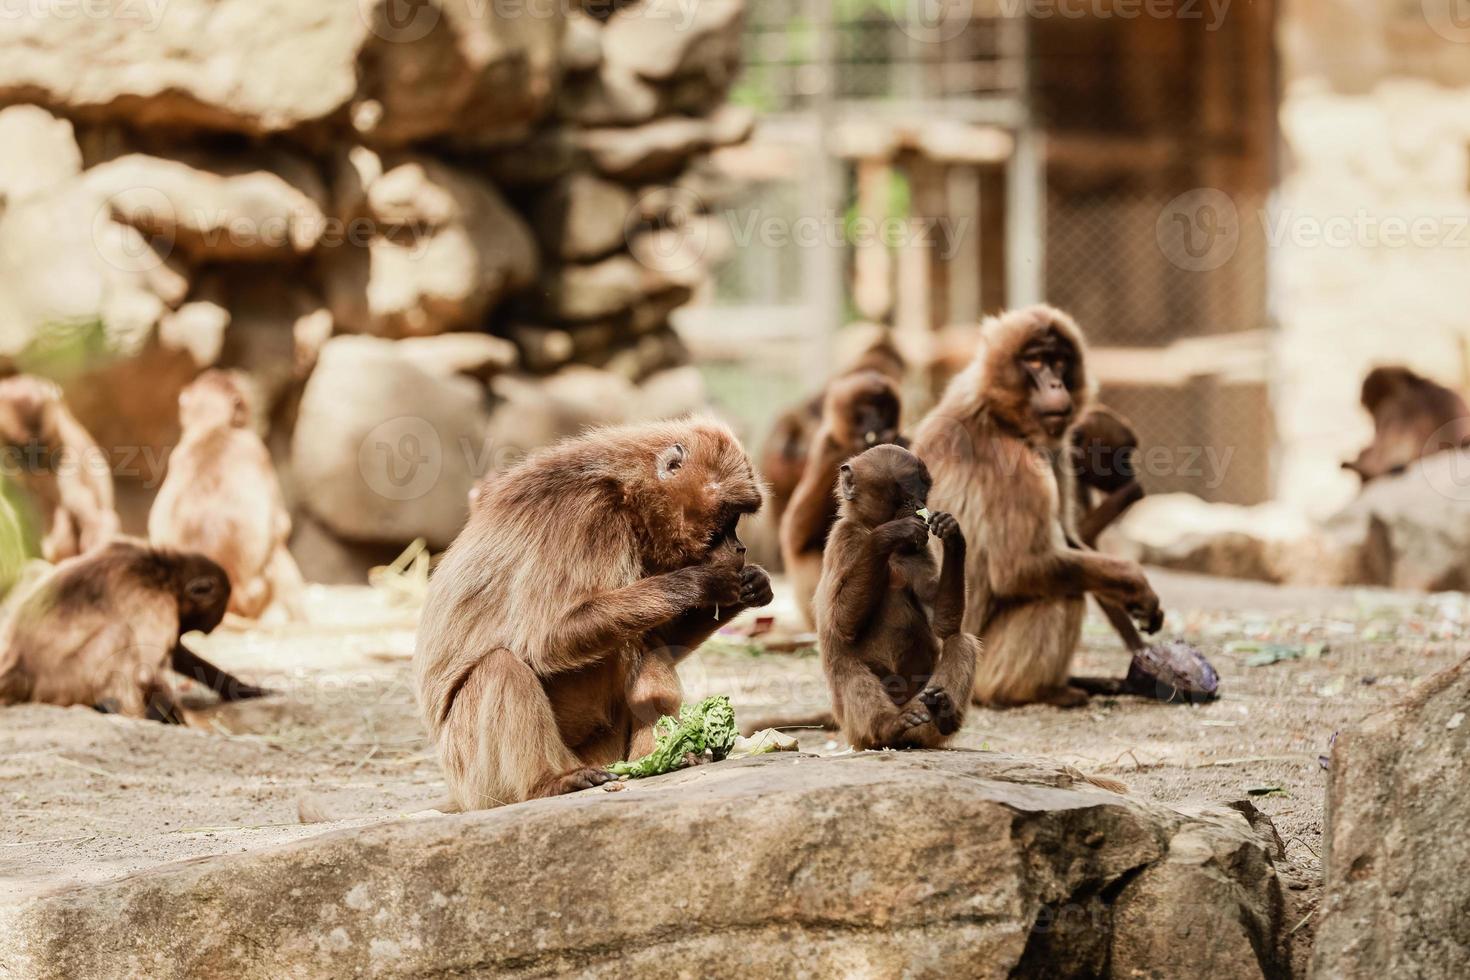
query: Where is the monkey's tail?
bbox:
[738,711,837,737]
[297,794,461,825]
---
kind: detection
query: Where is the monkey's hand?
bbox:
[1121,579,1164,634]
[927,511,965,551]
[691,562,743,609]
[738,565,774,609]
[874,515,929,554]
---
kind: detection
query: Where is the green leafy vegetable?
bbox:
[915,508,931,521]
[608,695,738,778]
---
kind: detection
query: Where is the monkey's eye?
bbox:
[185,577,219,603]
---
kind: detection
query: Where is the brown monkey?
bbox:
[760,334,906,524]
[912,305,1162,708]
[1069,405,1145,548]
[148,371,306,620]
[780,370,903,627]
[1344,366,1470,482]
[415,418,773,810]
[0,539,266,721]
[817,444,975,749]
[0,375,119,562]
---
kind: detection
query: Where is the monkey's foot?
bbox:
[1038,685,1091,709]
[538,767,617,797]
[918,687,961,735]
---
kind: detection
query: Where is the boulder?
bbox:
[81,152,328,264]
[602,0,744,84]
[532,173,635,262]
[558,62,662,126]
[0,180,188,360]
[0,0,560,147]
[1313,655,1470,978]
[0,751,1289,979]
[635,364,707,418]
[562,9,604,72]
[1323,450,1470,590]
[538,253,670,321]
[578,108,754,180]
[324,153,537,337]
[291,335,490,548]
[157,300,230,368]
[0,106,81,206]
[391,332,519,380]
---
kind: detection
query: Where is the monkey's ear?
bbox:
[838,463,857,501]
[656,443,686,479]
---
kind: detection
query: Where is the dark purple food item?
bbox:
[1122,640,1220,703]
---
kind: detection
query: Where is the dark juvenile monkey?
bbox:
[817,444,975,749]
[0,375,119,562]
[0,540,266,721]
[415,418,773,810]
[912,306,1162,708]
[780,370,903,627]
[760,335,906,525]
[1069,405,1145,548]
[148,371,306,620]
[1344,366,1470,482]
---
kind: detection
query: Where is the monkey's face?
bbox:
[646,422,763,569]
[175,555,231,634]
[828,372,902,450]
[180,371,250,431]
[1018,328,1079,439]
[839,444,932,527]
[0,376,59,454]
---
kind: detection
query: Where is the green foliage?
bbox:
[608,695,739,778]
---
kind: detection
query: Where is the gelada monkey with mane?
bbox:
[816,444,975,749]
[912,305,1162,708]
[415,418,773,810]
[0,540,267,721]
[0,375,119,562]
[149,371,306,620]
[780,369,903,626]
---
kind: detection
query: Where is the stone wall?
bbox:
[0,0,748,570]
[1273,0,1470,519]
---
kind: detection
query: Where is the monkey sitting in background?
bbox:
[816,444,975,749]
[913,305,1162,708]
[415,418,773,810]
[148,371,306,620]
[0,540,267,721]
[1344,366,1470,482]
[1069,405,1145,548]
[780,369,903,627]
[760,334,906,525]
[0,375,119,562]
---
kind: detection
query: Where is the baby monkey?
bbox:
[815,444,976,749]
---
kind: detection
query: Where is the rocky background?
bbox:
[0,0,749,577]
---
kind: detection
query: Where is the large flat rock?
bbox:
[1,749,1288,979]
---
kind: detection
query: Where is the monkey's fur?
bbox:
[0,375,119,562]
[780,369,903,627]
[760,335,906,525]
[415,418,773,810]
[912,306,1161,708]
[148,371,306,620]
[0,540,264,721]
[1344,366,1470,482]
[816,445,975,749]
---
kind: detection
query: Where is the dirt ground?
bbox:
[3,568,1466,970]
